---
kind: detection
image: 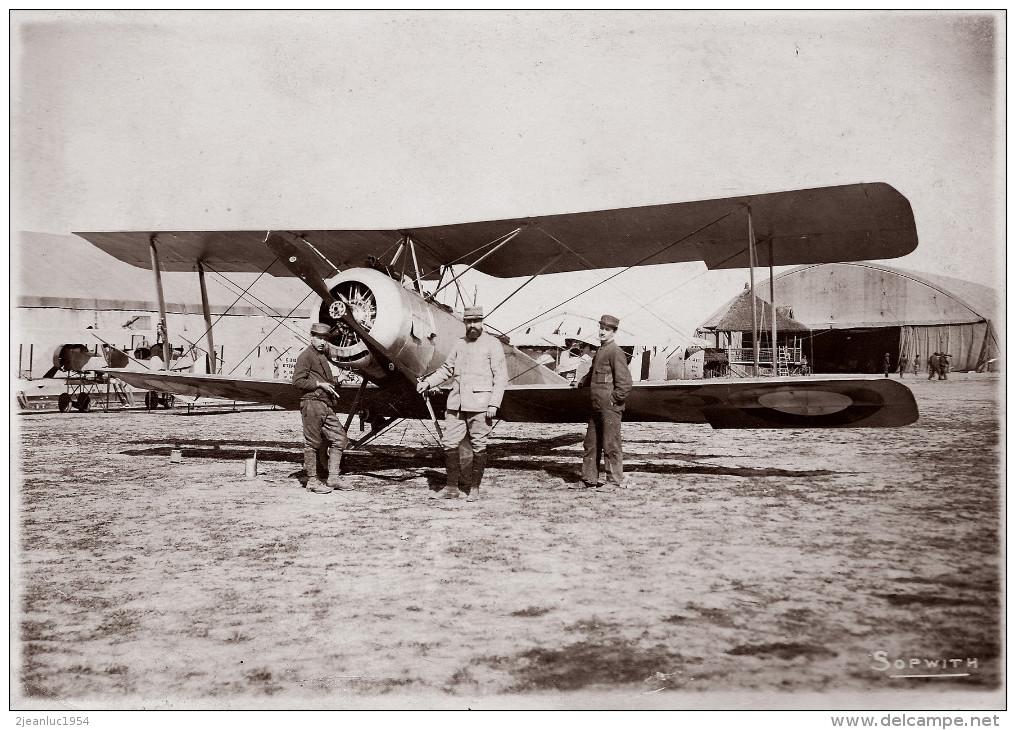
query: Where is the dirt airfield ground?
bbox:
[13,373,1003,710]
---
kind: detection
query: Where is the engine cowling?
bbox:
[310,267,467,381]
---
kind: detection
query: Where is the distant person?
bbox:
[571,314,633,492]
[418,306,508,503]
[898,355,908,378]
[556,338,596,383]
[912,354,920,376]
[938,353,951,380]
[292,322,349,494]
[883,352,891,378]
[800,354,811,376]
[928,352,940,380]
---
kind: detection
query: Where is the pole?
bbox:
[423,393,443,439]
[747,207,759,375]
[197,261,216,374]
[769,238,777,375]
[149,236,171,371]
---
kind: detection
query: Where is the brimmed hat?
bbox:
[599,314,620,330]
[310,322,331,336]
[463,306,484,321]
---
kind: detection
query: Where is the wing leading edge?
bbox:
[75,182,916,278]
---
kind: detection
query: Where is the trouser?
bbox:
[582,406,624,485]
[301,398,349,451]
[439,409,494,454]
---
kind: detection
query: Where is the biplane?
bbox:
[75,182,921,446]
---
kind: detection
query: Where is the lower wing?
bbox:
[101,369,306,410]
[106,369,918,428]
[500,376,918,428]
[101,369,430,418]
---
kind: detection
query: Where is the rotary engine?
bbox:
[310,267,467,381]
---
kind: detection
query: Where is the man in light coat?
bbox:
[418,306,508,502]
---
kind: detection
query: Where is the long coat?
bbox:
[424,332,508,412]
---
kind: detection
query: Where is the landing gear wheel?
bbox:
[58,393,72,413]
[75,393,91,412]
[160,394,175,409]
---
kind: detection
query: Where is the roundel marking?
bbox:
[757,389,854,416]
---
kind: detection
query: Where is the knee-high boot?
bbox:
[434,448,461,499]
[316,444,329,478]
[466,451,488,502]
[304,448,331,493]
[327,446,348,490]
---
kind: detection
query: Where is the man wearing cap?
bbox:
[292,322,350,494]
[417,306,508,502]
[574,314,633,491]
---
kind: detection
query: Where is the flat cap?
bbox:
[463,306,484,321]
[310,322,331,336]
[599,314,620,330]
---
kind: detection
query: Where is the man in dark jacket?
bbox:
[292,322,350,494]
[573,314,633,491]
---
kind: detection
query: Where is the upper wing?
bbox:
[74,182,916,278]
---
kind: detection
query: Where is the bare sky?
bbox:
[10,10,1004,342]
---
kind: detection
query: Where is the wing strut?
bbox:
[196,262,217,374]
[148,236,171,371]
[748,206,760,374]
[769,236,778,374]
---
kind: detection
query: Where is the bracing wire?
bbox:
[503,207,743,339]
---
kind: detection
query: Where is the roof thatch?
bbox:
[701,289,811,333]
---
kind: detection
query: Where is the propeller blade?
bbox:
[333,294,421,382]
[264,232,335,303]
[263,233,421,385]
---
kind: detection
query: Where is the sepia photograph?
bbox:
[10,10,1004,720]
